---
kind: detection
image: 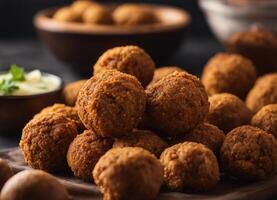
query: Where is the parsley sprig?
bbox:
[0,64,26,95]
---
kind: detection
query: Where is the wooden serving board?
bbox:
[1,148,277,200]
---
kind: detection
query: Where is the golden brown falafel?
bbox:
[160,142,220,192]
[53,7,80,22]
[93,45,155,87]
[113,129,167,157]
[20,112,78,172]
[71,0,95,16]
[93,147,163,200]
[251,104,277,138]
[35,103,85,133]
[201,53,257,98]
[113,4,158,25]
[63,80,87,106]
[83,4,113,24]
[207,93,252,133]
[67,130,113,181]
[246,73,277,113]
[76,70,146,138]
[170,123,225,154]
[220,125,277,181]
[147,66,185,88]
[146,71,209,136]
[0,159,13,190]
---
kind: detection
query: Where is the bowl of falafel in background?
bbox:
[199,0,277,74]
[34,0,191,76]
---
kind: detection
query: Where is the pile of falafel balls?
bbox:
[19,45,277,200]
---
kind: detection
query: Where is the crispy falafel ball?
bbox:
[207,93,252,133]
[146,71,209,136]
[76,70,146,138]
[113,4,158,26]
[93,46,155,87]
[20,113,78,172]
[246,73,277,113]
[71,0,95,16]
[220,125,277,181]
[147,66,185,88]
[67,130,113,181]
[160,142,220,192]
[0,170,69,200]
[251,104,277,138]
[63,80,87,106]
[93,147,163,200]
[201,53,257,98]
[53,7,80,22]
[113,129,168,157]
[35,103,85,133]
[170,123,225,154]
[0,159,14,190]
[83,4,113,24]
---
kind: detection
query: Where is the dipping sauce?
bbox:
[0,65,61,96]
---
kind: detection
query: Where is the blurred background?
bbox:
[0,0,222,81]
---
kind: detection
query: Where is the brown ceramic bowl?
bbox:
[34,3,191,76]
[0,73,64,134]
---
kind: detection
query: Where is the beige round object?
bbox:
[160,142,220,192]
[63,80,87,106]
[146,71,209,136]
[0,170,68,200]
[251,104,277,138]
[35,103,85,133]
[94,45,155,87]
[93,147,163,200]
[220,125,277,181]
[201,53,257,99]
[53,7,80,22]
[76,70,146,137]
[20,112,78,172]
[207,93,252,133]
[171,123,225,154]
[0,159,13,190]
[113,129,168,157]
[83,5,113,24]
[67,130,113,181]
[246,73,277,113]
[71,0,95,16]
[147,66,185,88]
[113,4,158,26]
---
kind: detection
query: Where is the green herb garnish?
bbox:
[9,64,25,81]
[0,79,19,95]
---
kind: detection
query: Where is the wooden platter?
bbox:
[1,148,277,200]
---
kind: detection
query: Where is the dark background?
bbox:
[0,0,212,38]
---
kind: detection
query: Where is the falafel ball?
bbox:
[63,80,87,106]
[246,73,277,113]
[170,123,225,154]
[0,159,13,190]
[76,70,146,138]
[83,4,113,24]
[93,147,163,200]
[20,112,78,172]
[251,104,277,138]
[93,45,155,87]
[220,125,277,181]
[201,53,257,98]
[71,0,95,16]
[67,130,113,181]
[0,170,69,200]
[147,66,185,88]
[53,7,80,22]
[35,103,85,133]
[146,71,209,136]
[113,4,158,26]
[160,142,220,192]
[207,93,252,133]
[113,129,168,157]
